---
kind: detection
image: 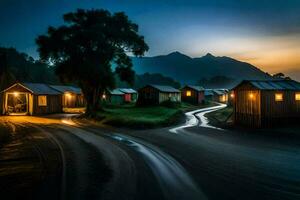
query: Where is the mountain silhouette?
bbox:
[131,52,271,85]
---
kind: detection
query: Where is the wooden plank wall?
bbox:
[234,89,261,127]
[181,87,202,104]
[0,93,3,114]
[33,95,62,115]
[234,83,261,127]
[261,90,300,127]
[137,86,159,105]
[159,92,181,103]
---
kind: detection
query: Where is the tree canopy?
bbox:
[0,47,58,91]
[36,9,149,115]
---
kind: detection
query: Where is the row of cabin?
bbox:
[136,85,228,106]
[104,88,138,104]
[232,80,300,128]
[0,82,85,116]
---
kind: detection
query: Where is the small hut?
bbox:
[233,80,300,127]
[50,85,85,108]
[212,89,228,103]
[105,89,125,104]
[118,88,138,102]
[1,82,62,115]
[181,85,204,104]
[137,85,181,105]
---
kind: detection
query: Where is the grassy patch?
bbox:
[205,106,234,127]
[99,105,181,128]
[96,102,217,129]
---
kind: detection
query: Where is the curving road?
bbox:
[1,105,300,200]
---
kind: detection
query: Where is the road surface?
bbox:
[1,106,300,200]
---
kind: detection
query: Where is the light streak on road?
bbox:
[109,134,207,200]
[169,103,226,133]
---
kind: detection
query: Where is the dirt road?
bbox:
[1,108,300,200]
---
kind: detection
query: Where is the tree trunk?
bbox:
[84,87,102,117]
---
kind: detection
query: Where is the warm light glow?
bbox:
[102,94,106,99]
[275,93,283,101]
[220,95,226,102]
[13,92,19,97]
[249,93,254,100]
[296,93,300,101]
[38,96,47,106]
[186,90,191,96]
[61,119,77,126]
[230,93,235,98]
[65,93,72,99]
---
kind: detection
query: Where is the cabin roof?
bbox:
[183,85,204,91]
[213,89,227,95]
[204,89,213,96]
[50,85,81,94]
[149,85,180,93]
[108,89,124,95]
[118,88,137,94]
[236,80,300,90]
[22,83,61,95]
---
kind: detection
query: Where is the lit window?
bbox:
[296,93,300,101]
[186,90,191,96]
[38,96,47,106]
[275,93,283,101]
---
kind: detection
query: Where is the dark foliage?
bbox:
[0,47,58,91]
[36,9,149,115]
[116,72,181,89]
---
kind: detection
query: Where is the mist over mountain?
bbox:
[131,52,271,87]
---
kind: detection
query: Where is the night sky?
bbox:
[1,0,300,79]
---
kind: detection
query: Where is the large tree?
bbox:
[36,9,149,115]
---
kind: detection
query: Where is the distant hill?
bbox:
[116,73,181,89]
[131,52,271,87]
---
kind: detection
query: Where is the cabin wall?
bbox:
[137,87,159,105]
[32,95,62,115]
[108,95,124,104]
[181,87,203,104]
[124,94,131,102]
[62,94,85,108]
[260,90,300,126]
[0,93,3,115]
[234,83,261,127]
[159,92,181,103]
[131,93,138,102]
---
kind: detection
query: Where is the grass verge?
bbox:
[204,106,234,128]
[95,102,217,129]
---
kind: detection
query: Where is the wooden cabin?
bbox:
[233,80,300,128]
[118,88,138,102]
[1,82,62,115]
[50,85,85,108]
[104,89,125,104]
[181,85,204,104]
[137,85,181,105]
[212,89,228,103]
